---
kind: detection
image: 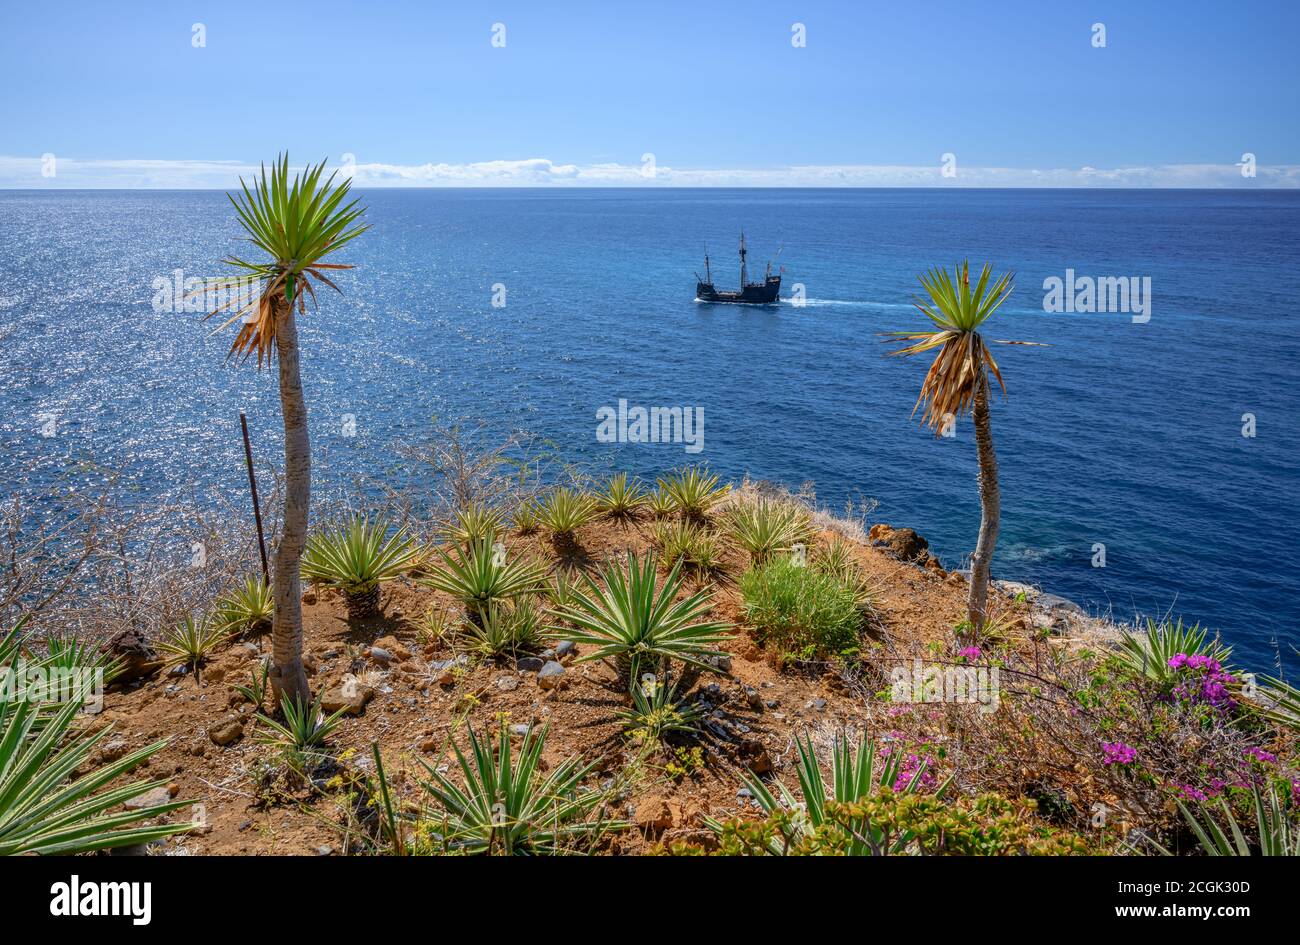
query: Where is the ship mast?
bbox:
[739,231,748,287]
[704,245,711,284]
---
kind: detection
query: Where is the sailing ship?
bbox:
[694,232,781,304]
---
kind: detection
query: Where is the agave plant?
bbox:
[615,673,703,744]
[547,553,732,678]
[1113,618,1233,684]
[214,575,275,637]
[707,732,949,856]
[886,262,1043,635]
[461,599,546,659]
[537,487,600,540]
[727,498,814,565]
[596,472,646,518]
[257,691,347,763]
[0,683,193,855]
[203,154,369,704]
[155,616,230,683]
[1153,782,1299,856]
[418,724,621,855]
[422,539,549,615]
[658,466,729,520]
[440,501,506,547]
[300,515,420,618]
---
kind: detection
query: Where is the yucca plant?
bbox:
[214,574,275,637]
[42,630,123,685]
[1151,782,1300,856]
[422,539,548,615]
[1113,618,1233,684]
[0,683,194,855]
[512,500,542,535]
[658,466,729,520]
[418,723,622,855]
[234,660,271,710]
[202,154,369,704]
[546,566,583,612]
[257,691,346,764]
[300,515,420,618]
[652,519,724,576]
[727,498,814,565]
[596,472,646,518]
[547,553,732,679]
[461,599,546,659]
[440,501,506,547]
[706,732,949,855]
[646,487,675,519]
[886,261,1041,635]
[615,673,703,745]
[1256,675,1300,731]
[156,616,230,683]
[537,487,600,540]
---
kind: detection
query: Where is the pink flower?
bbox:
[1102,742,1138,765]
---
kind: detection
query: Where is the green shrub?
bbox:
[740,558,862,660]
[156,615,230,682]
[1113,618,1232,684]
[616,674,703,744]
[461,599,545,658]
[652,519,723,575]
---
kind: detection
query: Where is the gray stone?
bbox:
[555,640,577,659]
[124,786,174,811]
[496,675,520,692]
[537,661,565,690]
[510,724,531,738]
[516,656,545,673]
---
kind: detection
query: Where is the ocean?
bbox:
[1,188,1297,671]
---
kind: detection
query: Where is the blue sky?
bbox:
[2,0,1297,186]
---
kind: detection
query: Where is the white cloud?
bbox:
[1,154,1295,189]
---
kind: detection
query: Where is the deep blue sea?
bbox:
[2,189,1298,671]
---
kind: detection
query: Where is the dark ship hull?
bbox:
[694,233,782,304]
[695,275,781,304]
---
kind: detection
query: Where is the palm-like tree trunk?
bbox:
[967,370,1000,635]
[270,294,311,703]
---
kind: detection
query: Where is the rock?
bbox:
[510,724,531,738]
[707,653,732,673]
[744,687,763,711]
[99,738,131,763]
[810,698,827,712]
[869,524,930,563]
[516,656,545,673]
[633,796,674,835]
[1034,593,1086,616]
[302,588,318,605]
[555,640,577,660]
[208,715,245,746]
[124,785,175,811]
[204,665,227,684]
[496,675,519,692]
[367,646,393,666]
[373,636,412,661]
[316,845,335,856]
[537,661,565,690]
[320,679,375,715]
[104,629,163,684]
[739,738,773,774]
